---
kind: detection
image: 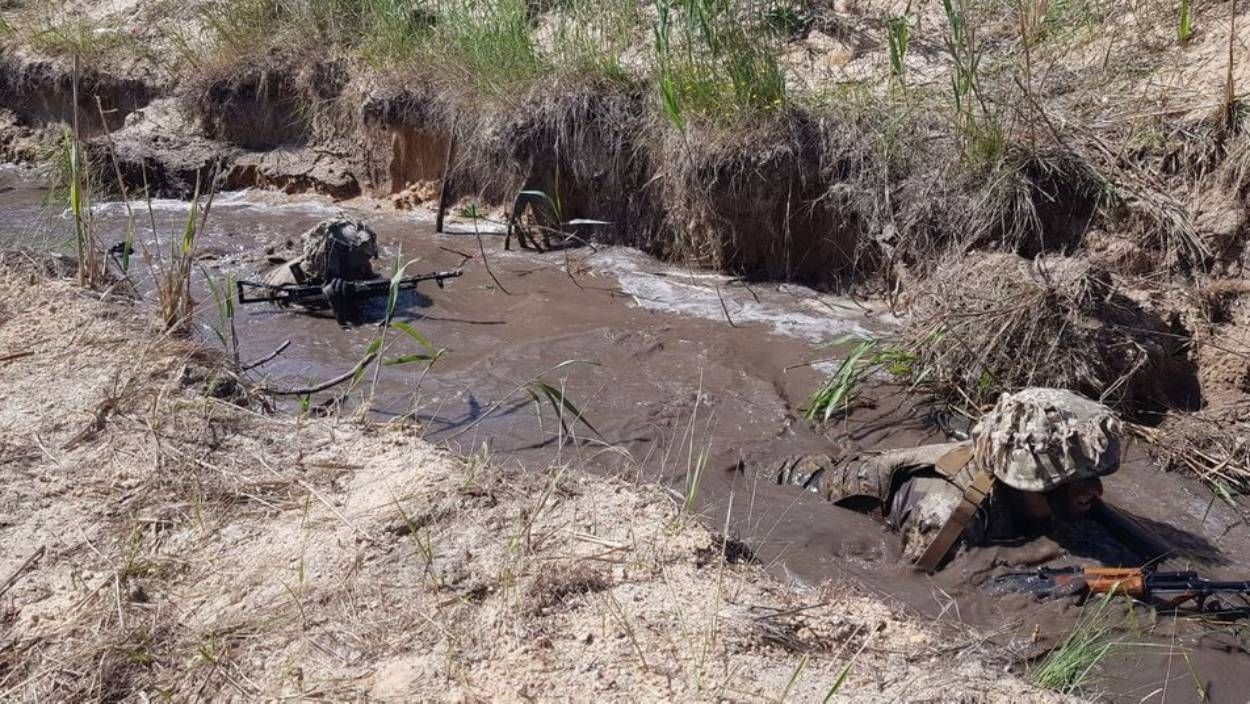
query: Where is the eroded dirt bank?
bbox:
[0,258,1063,702]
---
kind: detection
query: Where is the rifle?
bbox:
[236,269,463,307]
[987,565,1250,617]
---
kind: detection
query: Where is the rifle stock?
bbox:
[1075,567,1147,599]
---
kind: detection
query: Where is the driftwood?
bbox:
[242,340,292,371]
[261,352,377,396]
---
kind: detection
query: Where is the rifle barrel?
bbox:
[1185,580,1250,591]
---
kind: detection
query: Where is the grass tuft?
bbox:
[22,14,141,65]
[1029,595,1122,695]
[653,0,787,129]
[886,15,911,85]
[804,336,922,423]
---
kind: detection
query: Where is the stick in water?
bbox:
[263,352,378,396]
[242,340,292,371]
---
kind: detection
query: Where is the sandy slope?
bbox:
[0,257,1062,701]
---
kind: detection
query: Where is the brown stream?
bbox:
[4,167,1248,702]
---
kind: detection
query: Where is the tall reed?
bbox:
[940,0,1003,165]
[653,0,787,128]
[65,58,108,288]
[149,176,210,332]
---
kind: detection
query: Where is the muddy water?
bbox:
[4,172,1250,701]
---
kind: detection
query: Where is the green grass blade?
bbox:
[822,662,853,701]
[391,321,439,356]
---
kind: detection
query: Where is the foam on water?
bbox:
[589,247,893,345]
[89,189,349,217]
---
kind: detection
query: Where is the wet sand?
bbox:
[4,176,1249,701]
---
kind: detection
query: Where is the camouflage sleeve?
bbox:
[888,477,990,564]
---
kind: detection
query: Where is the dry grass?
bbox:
[1139,406,1250,496]
[901,251,1198,416]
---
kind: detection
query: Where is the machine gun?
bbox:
[987,565,1250,618]
[237,269,463,325]
[236,269,463,307]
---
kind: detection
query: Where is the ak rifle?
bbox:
[236,269,463,307]
[988,565,1250,617]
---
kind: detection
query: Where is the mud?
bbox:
[4,177,1250,701]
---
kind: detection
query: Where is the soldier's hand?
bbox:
[322,278,353,327]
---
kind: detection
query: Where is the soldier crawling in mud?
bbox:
[264,218,379,325]
[769,388,1123,572]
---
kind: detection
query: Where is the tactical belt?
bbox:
[915,445,996,574]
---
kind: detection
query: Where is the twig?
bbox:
[0,350,35,364]
[714,284,739,328]
[571,531,630,550]
[241,339,291,371]
[262,352,377,396]
[472,215,511,295]
[437,246,474,265]
[435,131,457,234]
[0,546,46,599]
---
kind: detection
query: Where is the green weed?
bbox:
[297,389,313,415]
[426,0,548,100]
[778,654,808,701]
[1036,0,1107,42]
[386,321,446,369]
[1178,0,1194,44]
[886,15,911,84]
[941,0,1005,165]
[1029,595,1122,695]
[392,496,443,588]
[682,444,709,514]
[804,336,921,423]
[805,338,877,422]
[549,0,642,87]
[189,0,421,67]
[149,176,209,332]
[61,127,107,288]
[24,15,140,65]
[447,360,602,444]
[822,662,853,700]
[653,0,787,128]
[764,2,813,39]
[202,267,239,367]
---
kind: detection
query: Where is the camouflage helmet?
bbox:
[301,218,379,281]
[971,388,1123,492]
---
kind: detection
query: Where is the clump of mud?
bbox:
[902,251,1199,417]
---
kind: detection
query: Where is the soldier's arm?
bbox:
[890,477,988,565]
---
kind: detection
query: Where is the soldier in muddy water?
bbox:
[766,388,1130,572]
[264,217,380,324]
